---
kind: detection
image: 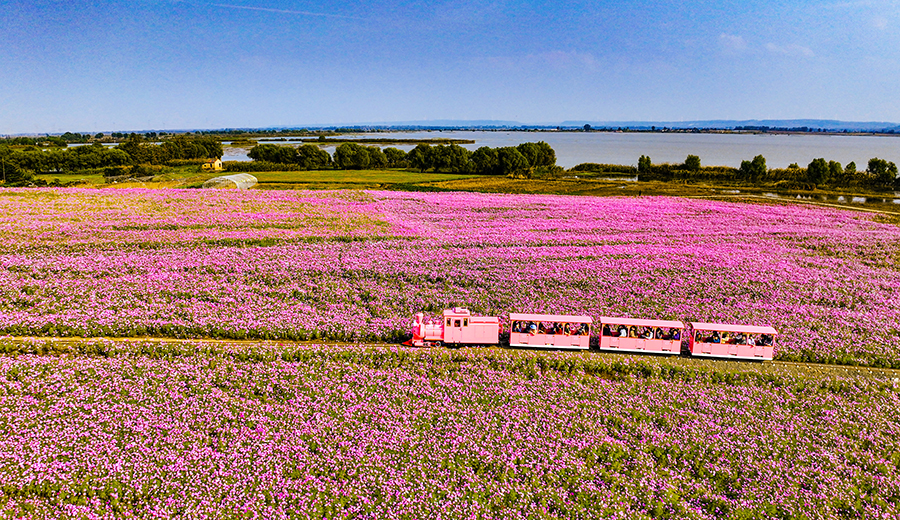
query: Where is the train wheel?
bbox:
[434,341,442,348]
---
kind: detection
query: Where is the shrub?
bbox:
[570,163,638,174]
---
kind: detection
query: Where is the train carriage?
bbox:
[405,308,778,363]
[407,307,501,347]
[689,322,777,361]
[508,313,592,350]
[598,317,685,355]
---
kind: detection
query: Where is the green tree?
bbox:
[638,155,651,173]
[2,162,30,185]
[117,134,152,164]
[684,154,701,171]
[828,160,842,185]
[296,144,331,169]
[806,158,828,185]
[333,142,370,170]
[534,141,556,166]
[516,141,556,168]
[867,157,898,187]
[472,147,499,175]
[430,145,452,172]
[383,147,408,168]
[496,147,529,176]
[740,154,767,183]
[516,142,540,167]
[408,144,433,172]
[440,144,472,173]
[161,135,223,161]
[248,144,297,164]
[364,146,388,169]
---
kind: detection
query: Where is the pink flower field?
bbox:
[1,186,899,518]
[1,188,899,366]
[0,340,898,519]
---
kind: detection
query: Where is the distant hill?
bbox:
[10,119,900,138]
[561,119,900,132]
[310,119,900,133]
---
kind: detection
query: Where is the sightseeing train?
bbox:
[406,307,778,361]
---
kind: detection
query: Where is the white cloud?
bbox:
[765,43,815,58]
[719,33,748,52]
[209,3,362,20]
[872,15,889,29]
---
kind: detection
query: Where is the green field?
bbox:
[251,169,479,190]
[26,167,899,216]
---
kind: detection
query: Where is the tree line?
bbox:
[635,154,899,191]
[0,134,223,184]
[239,141,558,176]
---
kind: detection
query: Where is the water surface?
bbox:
[225,131,900,169]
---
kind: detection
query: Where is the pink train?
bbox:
[406,307,778,361]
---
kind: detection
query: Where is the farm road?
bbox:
[3,336,900,384]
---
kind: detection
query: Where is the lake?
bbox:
[223,131,900,169]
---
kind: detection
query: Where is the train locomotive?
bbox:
[406,307,778,361]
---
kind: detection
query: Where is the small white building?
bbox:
[202,173,258,190]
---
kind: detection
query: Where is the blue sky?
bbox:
[1,0,899,133]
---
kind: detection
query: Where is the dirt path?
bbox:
[5,335,899,382]
[705,193,900,216]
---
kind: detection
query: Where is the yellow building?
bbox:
[201,158,224,171]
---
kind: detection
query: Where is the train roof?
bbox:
[598,317,685,328]
[689,322,778,334]
[509,313,593,324]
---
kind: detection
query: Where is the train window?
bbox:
[464,318,469,327]
[454,319,461,327]
[446,318,451,326]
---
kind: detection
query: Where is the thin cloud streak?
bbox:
[765,42,815,58]
[210,3,363,20]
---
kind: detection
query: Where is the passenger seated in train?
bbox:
[672,329,681,341]
[528,323,537,335]
[602,324,612,336]
[747,335,757,346]
[696,331,720,343]
[760,334,773,346]
[618,325,628,337]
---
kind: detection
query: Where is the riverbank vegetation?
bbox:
[634,154,899,191]
[2,137,897,196]
[0,134,222,186]
[229,141,559,177]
